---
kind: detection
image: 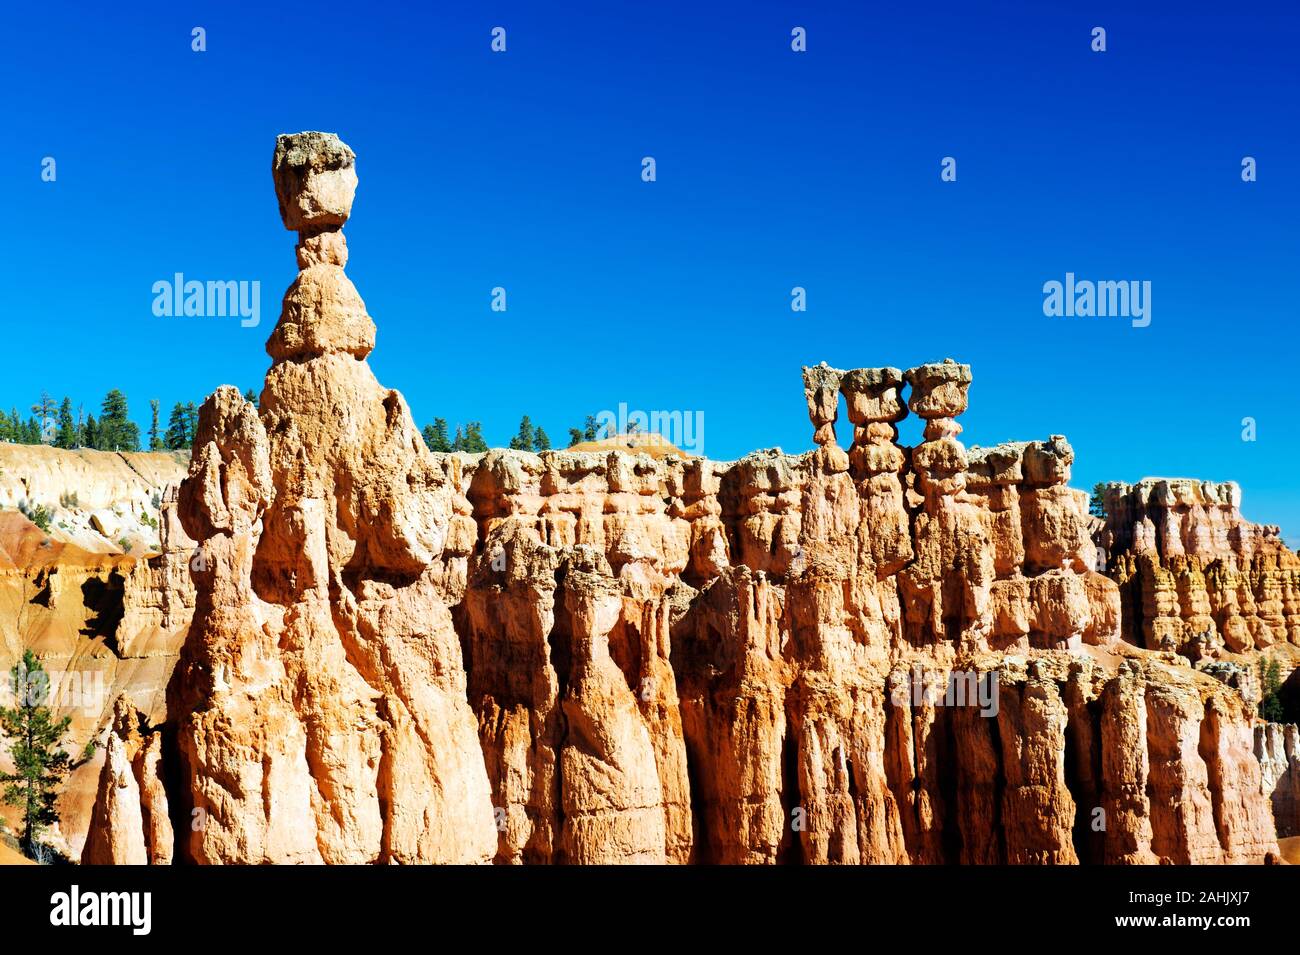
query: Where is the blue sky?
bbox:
[3,1,1297,539]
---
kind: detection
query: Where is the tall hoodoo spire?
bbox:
[164,132,497,864]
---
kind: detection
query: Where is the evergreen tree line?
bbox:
[422,414,615,454]
[422,419,490,453]
[567,414,614,447]
[0,388,259,452]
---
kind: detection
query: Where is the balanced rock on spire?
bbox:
[267,132,373,362]
[272,130,358,232]
[164,131,496,863]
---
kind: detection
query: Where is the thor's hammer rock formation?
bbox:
[164,132,497,863]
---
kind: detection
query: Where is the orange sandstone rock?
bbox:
[72,133,1293,865]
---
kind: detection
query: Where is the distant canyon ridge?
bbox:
[1,132,1297,865]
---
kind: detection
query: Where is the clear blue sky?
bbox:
[3,1,1297,540]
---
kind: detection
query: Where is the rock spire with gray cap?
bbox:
[266,131,374,362]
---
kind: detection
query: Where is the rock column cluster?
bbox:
[78,134,1295,866]
[1100,479,1300,654]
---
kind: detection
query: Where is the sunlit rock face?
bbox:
[163,132,496,864]
[1098,479,1300,656]
[74,134,1295,865]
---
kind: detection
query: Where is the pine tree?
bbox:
[1260,659,1286,724]
[583,415,599,442]
[54,398,76,449]
[568,427,584,447]
[83,414,99,450]
[1089,483,1106,519]
[30,393,57,444]
[23,418,41,444]
[451,425,465,452]
[184,402,200,447]
[423,418,452,452]
[463,422,489,453]
[164,403,190,450]
[509,415,534,451]
[243,388,259,409]
[534,428,551,451]
[98,389,140,451]
[0,651,72,859]
[121,418,141,451]
[148,399,163,451]
[7,407,34,444]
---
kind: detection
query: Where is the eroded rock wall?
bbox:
[0,444,188,555]
[0,480,194,859]
[1100,479,1300,654]
[76,132,1293,865]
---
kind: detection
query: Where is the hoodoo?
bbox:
[76,134,1298,865]
[164,131,498,863]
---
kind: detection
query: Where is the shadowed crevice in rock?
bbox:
[681,735,710,864]
[80,572,126,653]
[157,717,191,865]
[1061,691,1093,863]
[546,567,573,702]
[1062,677,1105,865]
[777,728,802,864]
[31,568,52,608]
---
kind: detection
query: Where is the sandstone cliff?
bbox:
[71,132,1297,865]
[1099,478,1300,656]
[0,449,194,858]
[0,444,188,555]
